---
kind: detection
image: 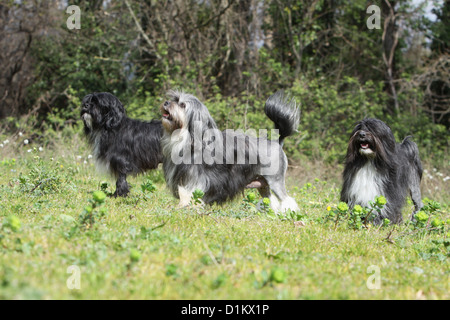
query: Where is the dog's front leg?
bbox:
[114,173,130,197]
[177,185,204,208]
[177,185,194,208]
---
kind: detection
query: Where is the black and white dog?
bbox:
[81,92,163,197]
[160,90,300,213]
[340,118,423,224]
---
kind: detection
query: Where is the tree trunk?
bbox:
[381,0,399,114]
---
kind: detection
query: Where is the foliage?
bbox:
[78,191,107,229]
[0,146,448,299]
[16,152,76,196]
[325,196,389,230]
[2,215,22,233]
[191,189,205,206]
[0,0,449,300]
[289,76,387,162]
[140,179,156,200]
[0,0,447,165]
[408,198,447,233]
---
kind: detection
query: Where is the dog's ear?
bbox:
[345,123,360,163]
[186,98,217,147]
[103,93,125,129]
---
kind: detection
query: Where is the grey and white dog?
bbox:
[160,90,300,213]
[340,118,423,224]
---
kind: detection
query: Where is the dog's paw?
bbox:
[112,190,129,198]
[176,202,189,209]
[177,199,205,209]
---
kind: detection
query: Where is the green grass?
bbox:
[0,144,448,300]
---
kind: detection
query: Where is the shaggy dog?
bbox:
[81,92,163,197]
[160,90,300,213]
[340,118,423,224]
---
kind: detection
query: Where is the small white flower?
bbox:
[423,169,428,173]
[77,155,82,160]
[19,132,23,136]
[39,147,43,152]
[84,160,87,164]
[88,154,93,159]
[50,157,54,161]
[0,144,3,148]
[24,139,29,145]
[444,176,450,182]
[433,168,437,172]
[3,139,9,144]
[27,149,32,153]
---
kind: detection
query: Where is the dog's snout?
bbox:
[359,131,366,138]
[81,105,89,113]
[164,101,170,108]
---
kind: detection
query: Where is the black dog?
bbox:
[81,92,163,197]
[340,118,423,224]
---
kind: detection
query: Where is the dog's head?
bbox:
[81,92,125,132]
[347,118,396,162]
[161,90,217,134]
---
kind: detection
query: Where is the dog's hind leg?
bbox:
[110,155,131,197]
[263,176,299,213]
[401,138,424,221]
[257,185,282,213]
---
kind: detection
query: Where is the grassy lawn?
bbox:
[0,140,448,300]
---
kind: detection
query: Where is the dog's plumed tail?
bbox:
[264,90,300,146]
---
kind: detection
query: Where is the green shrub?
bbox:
[17,153,75,196]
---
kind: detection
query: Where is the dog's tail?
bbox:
[264,90,300,146]
[400,136,423,179]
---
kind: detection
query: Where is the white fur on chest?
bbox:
[348,161,384,207]
[162,129,207,193]
[91,131,111,176]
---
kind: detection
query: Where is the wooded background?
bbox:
[0,0,448,163]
